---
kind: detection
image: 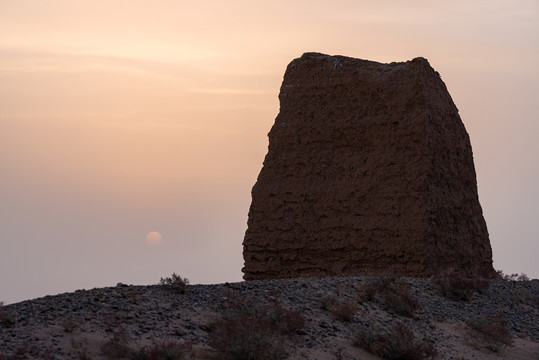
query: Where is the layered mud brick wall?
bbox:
[243,53,495,280]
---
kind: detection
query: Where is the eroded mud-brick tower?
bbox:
[243,53,495,280]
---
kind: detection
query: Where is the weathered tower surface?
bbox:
[243,53,495,280]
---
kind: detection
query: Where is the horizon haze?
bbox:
[1,0,538,304]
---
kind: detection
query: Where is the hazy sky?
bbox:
[1,1,538,304]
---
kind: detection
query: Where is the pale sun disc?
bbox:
[145,231,162,246]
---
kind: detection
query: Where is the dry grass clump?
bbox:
[362,276,419,317]
[101,326,191,360]
[101,327,131,359]
[210,292,305,360]
[431,270,489,301]
[467,313,513,352]
[0,344,55,360]
[134,341,192,360]
[331,301,358,322]
[497,270,530,282]
[61,316,80,333]
[0,301,14,328]
[319,295,358,322]
[160,273,190,294]
[354,321,436,360]
[319,295,337,311]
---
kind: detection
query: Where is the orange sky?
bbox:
[1,1,538,304]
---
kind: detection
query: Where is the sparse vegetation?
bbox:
[134,341,191,360]
[61,316,80,333]
[364,285,378,301]
[71,337,92,360]
[510,287,539,308]
[319,295,337,311]
[160,273,190,294]
[331,301,358,322]
[354,321,437,360]
[0,301,14,328]
[431,270,489,301]
[497,270,530,282]
[101,327,192,360]
[210,292,305,360]
[382,288,419,318]
[101,327,131,359]
[362,276,419,317]
[467,313,513,352]
[319,294,360,322]
[0,346,26,360]
[0,344,55,360]
[211,316,288,360]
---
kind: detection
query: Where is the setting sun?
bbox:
[145,231,163,247]
[0,0,537,306]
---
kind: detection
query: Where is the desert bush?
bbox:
[160,273,190,294]
[364,286,378,302]
[71,338,92,360]
[517,273,531,281]
[363,277,419,317]
[133,341,191,360]
[210,293,305,360]
[382,288,419,318]
[354,322,437,360]
[0,301,14,328]
[332,302,358,322]
[467,313,513,352]
[211,316,288,360]
[101,327,131,359]
[61,316,80,333]
[319,296,337,311]
[510,287,539,308]
[432,270,489,301]
[267,301,306,335]
[0,346,27,360]
[219,291,305,333]
[0,344,55,360]
[496,270,530,282]
[77,351,93,360]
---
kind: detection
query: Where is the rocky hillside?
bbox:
[1,275,538,359]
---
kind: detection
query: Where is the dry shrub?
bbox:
[134,341,191,360]
[0,302,14,328]
[382,288,419,318]
[0,347,27,360]
[467,313,513,352]
[432,270,489,301]
[101,327,131,359]
[363,277,419,317]
[319,296,337,311]
[497,270,530,282]
[160,273,189,294]
[533,296,539,309]
[61,316,80,333]
[364,286,378,302]
[354,322,437,360]
[332,302,358,322]
[211,317,287,360]
[77,350,93,360]
[511,287,539,308]
[0,344,56,360]
[268,302,306,335]
[210,293,305,360]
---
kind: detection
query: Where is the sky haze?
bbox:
[1,0,538,304]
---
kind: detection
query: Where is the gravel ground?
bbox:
[1,276,538,359]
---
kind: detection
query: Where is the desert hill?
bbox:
[1,274,538,359]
